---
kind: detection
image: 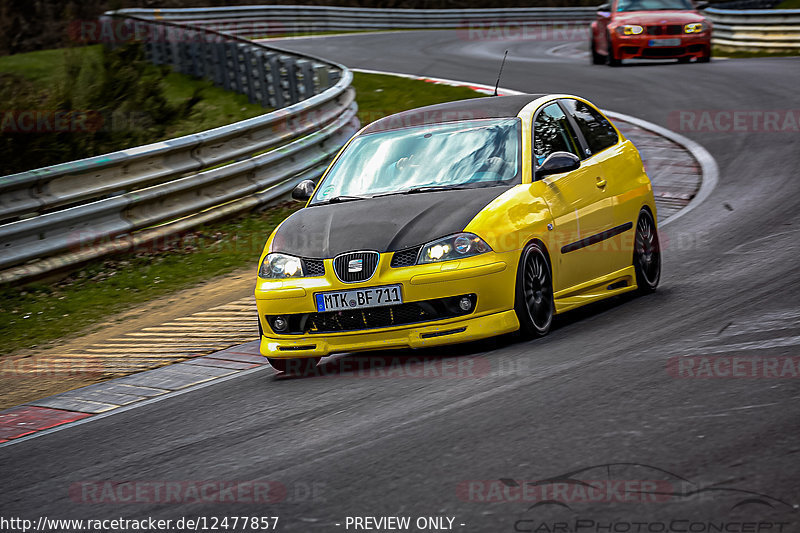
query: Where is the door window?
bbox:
[561,99,619,155]
[533,103,582,169]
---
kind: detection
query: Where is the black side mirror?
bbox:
[291,179,316,202]
[597,3,611,12]
[694,1,708,9]
[536,152,581,179]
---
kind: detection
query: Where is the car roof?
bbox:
[361,94,548,135]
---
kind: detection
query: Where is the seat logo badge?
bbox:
[348,259,364,273]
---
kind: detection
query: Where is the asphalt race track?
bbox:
[2,31,800,531]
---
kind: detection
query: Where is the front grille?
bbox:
[390,246,421,268]
[642,47,685,57]
[267,294,477,335]
[302,258,325,277]
[646,25,682,35]
[333,251,379,283]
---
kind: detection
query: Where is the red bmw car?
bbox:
[591,0,712,65]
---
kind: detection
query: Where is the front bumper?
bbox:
[255,250,521,359]
[260,310,520,358]
[612,34,710,59]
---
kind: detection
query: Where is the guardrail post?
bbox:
[296,59,315,101]
[224,41,239,92]
[167,26,180,69]
[211,38,226,87]
[328,67,341,86]
[313,63,330,94]
[186,30,201,77]
[265,52,284,109]
[151,24,167,65]
[242,46,259,105]
[280,55,299,105]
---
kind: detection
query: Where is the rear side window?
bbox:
[533,103,582,166]
[562,99,618,155]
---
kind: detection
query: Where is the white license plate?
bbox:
[315,285,403,312]
[649,38,681,47]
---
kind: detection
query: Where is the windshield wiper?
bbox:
[316,195,368,205]
[373,185,471,198]
[404,185,472,194]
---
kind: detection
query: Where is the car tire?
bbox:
[697,51,711,63]
[606,34,621,66]
[514,242,555,338]
[268,357,320,375]
[678,56,691,63]
[633,209,661,294]
[591,38,605,65]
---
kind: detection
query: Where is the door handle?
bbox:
[596,177,607,188]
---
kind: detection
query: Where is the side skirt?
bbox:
[554,266,638,314]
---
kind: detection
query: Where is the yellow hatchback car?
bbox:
[255,94,660,372]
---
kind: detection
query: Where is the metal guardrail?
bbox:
[113,6,598,37]
[0,14,359,284]
[1,6,795,283]
[706,7,800,50]
[107,5,800,53]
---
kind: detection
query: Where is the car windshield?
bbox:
[310,118,521,204]
[616,0,693,11]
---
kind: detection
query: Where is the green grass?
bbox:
[0,205,299,356]
[714,45,800,58]
[776,0,800,8]
[0,70,488,356]
[0,47,78,84]
[353,71,484,124]
[159,72,267,139]
[0,45,267,166]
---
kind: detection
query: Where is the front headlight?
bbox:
[684,22,706,33]
[618,25,644,36]
[259,253,304,279]
[418,233,492,264]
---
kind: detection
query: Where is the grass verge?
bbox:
[713,46,800,58]
[0,45,267,174]
[0,71,485,356]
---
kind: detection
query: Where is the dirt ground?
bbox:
[0,267,256,409]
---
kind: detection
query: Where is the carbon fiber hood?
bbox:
[270,187,510,259]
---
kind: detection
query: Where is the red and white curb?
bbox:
[0,341,271,447]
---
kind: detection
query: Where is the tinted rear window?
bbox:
[561,99,619,155]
